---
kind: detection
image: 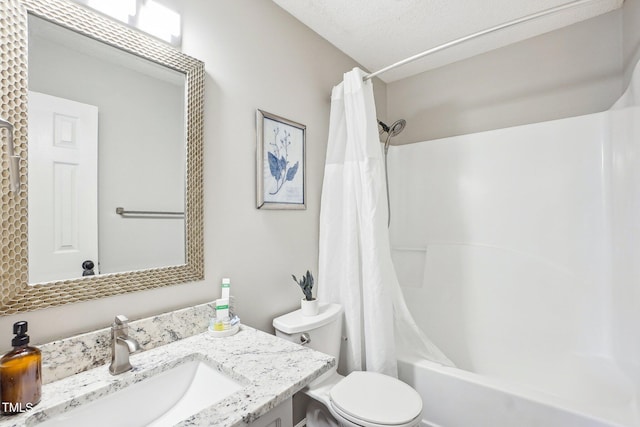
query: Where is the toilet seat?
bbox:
[329,371,422,427]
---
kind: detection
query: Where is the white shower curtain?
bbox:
[318,68,453,377]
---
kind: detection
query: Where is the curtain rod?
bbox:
[363,0,599,81]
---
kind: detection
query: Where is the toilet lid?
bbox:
[329,371,422,426]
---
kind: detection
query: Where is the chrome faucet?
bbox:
[109,315,141,375]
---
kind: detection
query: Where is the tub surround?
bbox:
[0,304,335,426]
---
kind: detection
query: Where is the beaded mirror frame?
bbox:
[0,0,204,315]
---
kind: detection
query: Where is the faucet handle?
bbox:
[113,315,129,326]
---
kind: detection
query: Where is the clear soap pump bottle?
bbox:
[0,321,41,415]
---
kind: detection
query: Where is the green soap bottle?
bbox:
[0,321,41,415]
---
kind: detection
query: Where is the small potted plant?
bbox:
[292,270,318,316]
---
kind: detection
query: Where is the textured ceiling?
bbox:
[272,0,623,82]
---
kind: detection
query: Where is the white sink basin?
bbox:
[34,359,244,427]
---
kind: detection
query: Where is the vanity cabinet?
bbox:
[246,398,292,427]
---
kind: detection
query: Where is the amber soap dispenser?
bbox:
[0,321,41,415]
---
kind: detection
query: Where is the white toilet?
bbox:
[273,303,423,427]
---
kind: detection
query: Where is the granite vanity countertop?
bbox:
[0,325,335,427]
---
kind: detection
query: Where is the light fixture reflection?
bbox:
[138,0,181,44]
[74,0,182,47]
[87,0,136,24]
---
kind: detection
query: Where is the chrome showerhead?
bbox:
[380,119,406,229]
[388,119,406,137]
[378,119,406,137]
[381,119,406,155]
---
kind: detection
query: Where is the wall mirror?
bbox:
[0,0,204,314]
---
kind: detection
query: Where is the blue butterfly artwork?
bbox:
[267,126,299,195]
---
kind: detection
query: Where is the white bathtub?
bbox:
[397,355,636,427]
[388,102,640,426]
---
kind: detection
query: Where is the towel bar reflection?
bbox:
[115,207,184,218]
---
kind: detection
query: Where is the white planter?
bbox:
[300,298,319,316]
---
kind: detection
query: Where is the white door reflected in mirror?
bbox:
[28,91,99,284]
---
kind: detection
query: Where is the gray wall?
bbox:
[624,0,640,85]
[0,0,385,348]
[386,9,625,144]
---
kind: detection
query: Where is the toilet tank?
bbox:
[273,303,343,361]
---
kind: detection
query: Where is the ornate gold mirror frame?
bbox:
[0,0,204,315]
